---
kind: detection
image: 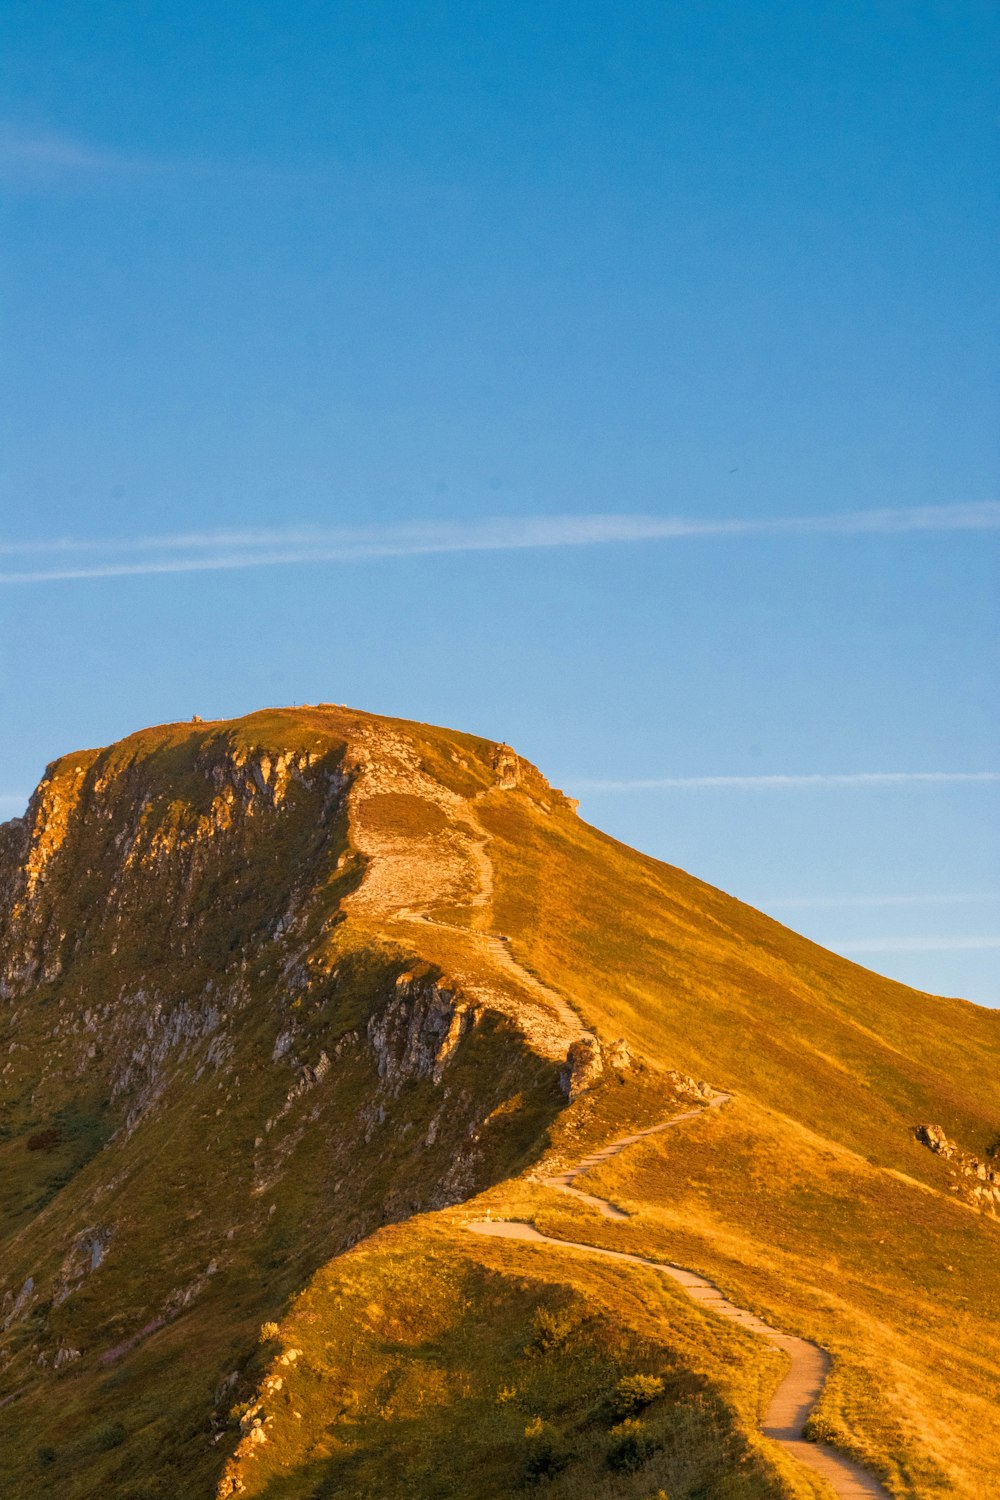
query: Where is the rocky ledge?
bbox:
[915,1123,1000,1213]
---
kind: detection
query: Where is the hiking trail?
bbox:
[469,1095,890,1500]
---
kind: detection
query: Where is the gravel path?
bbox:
[468,1096,890,1500]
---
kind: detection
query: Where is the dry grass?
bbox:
[216,1213,798,1500]
[549,1096,1000,1497]
[2,705,996,1500]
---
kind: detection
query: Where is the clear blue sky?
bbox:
[2,2,998,1002]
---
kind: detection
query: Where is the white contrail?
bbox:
[0,126,159,174]
[762,891,1000,909]
[836,936,1000,953]
[1,501,997,583]
[570,771,1000,791]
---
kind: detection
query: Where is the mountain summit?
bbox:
[1,706,997,1499]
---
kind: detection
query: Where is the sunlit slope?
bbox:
[1,704,996,1500]
[216,1210,794,1500]
[0,708,566,1498]
[470,791,1000,1496]
[479,793,1000,1168]
[558,1093,1000,1497]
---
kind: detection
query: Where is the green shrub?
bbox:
[528,1303,583,1354]
[612,1374,665,1419]
[92,1421,126,1451]
[607,1417,658,1473]
[524,1439,573,1483]
[804,1410,839,1444]
[228,1400,254,1428]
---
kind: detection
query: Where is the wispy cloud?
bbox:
[571,772,1000,792]
[836,936,1000,953]
[1,502,998,585]
[0,124,449,198]
[762,891,1000,909]
[0,129,122,171]
[0,126,154,183]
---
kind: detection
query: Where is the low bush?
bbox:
[607,1417,658,1473]
[527,1303,583,1354]
[611,1374,665,1419]
[93,1420,126,1451]
[524,1438,574,1483]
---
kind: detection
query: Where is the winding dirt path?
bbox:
[402,911,585,1047]
[343,735,587,1060]
[541,1094,731,1217]
[468,1097,890,1500]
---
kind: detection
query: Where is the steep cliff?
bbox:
[0,709,577,1496]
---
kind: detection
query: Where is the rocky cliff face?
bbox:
[1,729,347,999]
[0,708,570,1497]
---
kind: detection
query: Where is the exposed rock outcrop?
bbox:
[368,973,477,1090]
[491,743,520,789]
[2,1275,34,1331]
[915,1123,1000,1213]
[560,1036,604,1100]
[54,1225,113,1307]
[606,1037,632,1072]
[666,1069,716,1103]
[0,731,351,1001]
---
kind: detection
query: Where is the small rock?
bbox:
[560,1037,603,1100]
[607,1038,632,1071]
[915,1123,953,1155]
[492,744,520,790]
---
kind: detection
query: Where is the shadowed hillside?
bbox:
[1,706,996,1500]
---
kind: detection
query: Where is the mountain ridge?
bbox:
[1,704,997,1499]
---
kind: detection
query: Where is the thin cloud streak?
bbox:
[571,772,1000,791]
[836,937,1000,953]
[0,126,455,198]
[1,501,998,584]
[0,126,150,176]
[762,891,1000,909]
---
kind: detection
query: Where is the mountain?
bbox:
[0,705,996,1500]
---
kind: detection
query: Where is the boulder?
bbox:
[559,1037,603,1100]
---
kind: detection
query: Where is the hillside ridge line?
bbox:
[469,1095,890,1500]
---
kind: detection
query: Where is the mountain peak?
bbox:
[1,706,997,1499]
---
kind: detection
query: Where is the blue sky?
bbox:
[2,1,997,1002]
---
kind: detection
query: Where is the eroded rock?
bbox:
[915,1123,1000,1213]
[560,1036,603,1100]
[492,744,520,790]
[607,1037,632,1072]
[368,974,477,1090]
[666,1069,715,1103]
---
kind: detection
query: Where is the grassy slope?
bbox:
[563,1098,1000,1495]
[0,711,559,1498]
[220,1213,802,1500]
[2,706,997,1500]
[217,711,998,1500]
[478,793,1000,1162]
[470,791,1000,1495]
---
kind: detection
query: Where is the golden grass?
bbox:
[524,1098,1000,1497]
[217,1212,802,1500]
[3,705,997,1500]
